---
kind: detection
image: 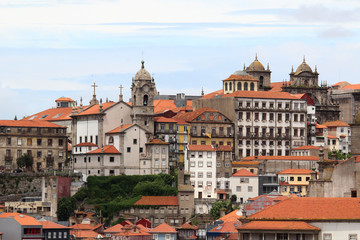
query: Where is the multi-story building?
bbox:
[141,139,170,175]
[322,120,351,154]
[230,169,258,203]
[0,213,43,240]
[215,145,233,200]
[278,169,312,196]
[291,145,320,157]
[0,120,67,172]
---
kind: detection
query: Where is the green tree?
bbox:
[16,154,33,170]
[230,194,237,202]
[210,200,232,219]
[57,197,76,221]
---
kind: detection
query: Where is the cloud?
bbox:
[319,27,354,38]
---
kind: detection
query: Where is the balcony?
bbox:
[5,156,13,161]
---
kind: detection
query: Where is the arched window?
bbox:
[225,82,228,91]
[244,82,248,91]
[259,76,264,88]
[143,95,148,106]
[250,83,255,91]
[237,82,242,91]
[229,82,232,91]
[108,136,114,144]
[133,95,136,105]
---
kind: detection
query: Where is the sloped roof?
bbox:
[134,196,178,206]
[201,89,224,99]
[39,220,70,229]
[223,91,299,100]
[0,120,65,128]
[149,223,177,233]
[293,145,320,150]
[223,74,258,81]
[232,161,260,166]
[278,169,312,175]
[73,142,97,147]
[177,107,219,122]
[154,117,178,123]
[237,221,320,231]
[328,134,338,139]
[316,124,327,129]
[0,213,41,226]
[343,84,360,90]
[70,223,94,230]
[188,145,215,152]
[104,224,123,233]
[71,230,103,238]
[218,209,242,222]
[216,145,232,152]
[56,97,74,102]
[87,145,121,154]
[232,169,257,177]
[209,221,241,233]
[154,100,177,113]
[76,102,116,116]
[332,81,349,87]
[242,156,318,161]
[106,124,133,134]
[146,139,169,145]
[322,120,350,127]
[176,222,198,230]
[23,106,78,121]
[249,197,360,221]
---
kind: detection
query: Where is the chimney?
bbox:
[319,146,324,161]
[219,208,226,218]
[310,168,317,180]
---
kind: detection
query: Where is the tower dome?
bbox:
[246,55,265,71]
[295,57,312,74]
[135,61,151,80]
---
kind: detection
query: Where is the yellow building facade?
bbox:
[278,169,312,196]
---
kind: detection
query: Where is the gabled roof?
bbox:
[332,81,349,87]
[343,84,360,90]
[146,139,169,145]
[106,124,133,134]
[232,169,257,177]
[293,145,320,150]
[237,221,320,231]
[278,169,312,175]
[76,102,116,116]
[223,91,299,100]
[87,145,121,154]
[154,117,178,123]
[177,107,219,122]
[215,145,232,152]
[149,223,177,233]
[176,222,198,230]
[104,224,123,233]
[316,124,327,129]
[209,220,241,233]
[201,89,224,99]
[71,230,103,238]
[249,197,360,221]
[0,120,65,128]
[24,106,78,121]
[223,74,258,81]
[39,220,70,229]
[70,223,94,230]
[188,145,215,152]
[218,209,242,222]
[328,134,338,139]
[134,196,178,206]
[242,156,318,161]
[0,213,41,226]
[154,100,177,113]
[322,120,350,127]
[73,142,97,147]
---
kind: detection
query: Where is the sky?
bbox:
[0,0,359,119]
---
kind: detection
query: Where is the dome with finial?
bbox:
[135,61,151,81]
[246,54,265,71]
[295,57,313,74]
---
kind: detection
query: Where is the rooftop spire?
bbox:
[118,84,124,102]
[141,60,145,69]
[201,87,204,96]
[255,53,258,61]
[303,55,306,63]
[243,64,246,71]
[267,63,270,71]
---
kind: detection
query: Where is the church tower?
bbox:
[131,61,157,135]
[245,55,272,91]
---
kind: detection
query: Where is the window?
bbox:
[297,176,302,181]
[58,139,63,146]
[7,137,11,145]
[248,186,253,192]
[140,147,143,153]
[48,232,51,238]
[217,162,221,167]
[155,159,159,166]
[207,161,212,167]
[198,172,203,178]
[225,181,230,189]
[17,138,22,146]
[59,232,62,238]
[110,157,114,162]
[240,178,249,183]
[290,177,294,181]
[236,186,241,192]
[48,139,53,146]
[198,161,203,167]
[198,181,203,187]
[153,234,158,240]
[276,233,288,240]
[199,152,203,158]
[161,147,166,154]
[109,170,114,175]
[207,172,212,178]
[162,159,166,166]
[207,152,212,158]
[349,234,357,240]
[323,234,332,240]
[190,161,195,167]
[53,232,57,238]
[27,138,32,146]
[127,147,131,152]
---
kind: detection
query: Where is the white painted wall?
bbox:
[313,222,360,240]
[230,175,258,202]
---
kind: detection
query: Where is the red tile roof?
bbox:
[71,230,103,238]
[0,120,66,128]
[154,117,178,123]
[316,124,327,129]
[219,210,242,222]
[328,134,338,139]
[70,223,94,230]
[322,120,350,127]
[24,107,77,121]
[209,221,241,233]
[149,223,177,233]
[223,91,299,100]
[134,196,178,206]
[216,145,232,152]
[223,74,258,81]
[332,81,348,87]
[278,169,312,175]
[107,124,133,133]
[154,100,177,113]
[232,169,257,177]
[39,220,70,229]
[242,156,319,161]
[87,145,120,154]
[249,197,360,220]
[232,161,260,165]
[188,145,215,152]
[340,134,346,138]
[76,102,116,116]
[104,224,123,233]
[56,97,74,102]
[201,89,224,99]
[0,213,41,226]
[73,142,97,147]
[146,139,169,145]
[177,107,219,122]
[293,145,320,150]
[176,223,198,230]
[237,221,320,231]
[269,82,284,92]
[343,84,360,90]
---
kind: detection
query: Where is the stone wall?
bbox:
[0,174,42,201]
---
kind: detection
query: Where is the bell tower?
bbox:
[131,61,157,135]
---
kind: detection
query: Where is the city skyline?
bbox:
[0,0,359,119]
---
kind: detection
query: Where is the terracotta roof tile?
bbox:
[107,124,133,133]
[242,156,319,161]
[154,100,177,113]
[278,169,312,175]
[39,220,70,229]
[70,223,94,230]
[71,230,103,238]
[104,224,123,233]
[215,145,232,151]
[237,221,320,231]
[176,223,198,230]
[343,84,360,90]
[55,97,74,102]
[0,213,41,226]
[232,169,257,177]
[269,82,284,92]
[188,145,215,152]
[87,145,120,154]
[76,102,115,116]
[24,107,78,121]
[322,120,350,127]
[222,91,300,100]
[146,139,169,145]
[328,134,338,139]
[316,124,327,129]
[209,221,241,233]
[150,223,177,233]
[232,161,260,165]
[134,196,178,206]
[218,209,242,222]
[201,89,224,99]
[177,107,219,122]
[223,74,258,81]
[293,145,320,150]
[249,197,360,220]
[154,117,178,123]
[0,120,66,128]
[332,81,348,87]
[73,142,97,147]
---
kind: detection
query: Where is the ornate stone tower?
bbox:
[245,55,272,91]
[131,61,157,135]
[289,57,319,87]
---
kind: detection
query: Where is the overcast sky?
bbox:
[0,0,359,119]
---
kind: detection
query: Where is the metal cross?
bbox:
[91,82,98,95]
[118,84,124,95]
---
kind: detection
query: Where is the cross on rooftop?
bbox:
[118,84,124,95]
[91,82,98,95]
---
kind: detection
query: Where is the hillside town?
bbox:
[1,57,360,240]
